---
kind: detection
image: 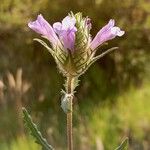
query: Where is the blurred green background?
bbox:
[0,0,150,149]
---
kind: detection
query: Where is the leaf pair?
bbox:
[22,107,128,150]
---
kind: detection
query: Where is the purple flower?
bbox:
[28,14,60,46]
[28,14,124,54]
[28,13,125,77]
[85,17,92,30]
[90,19,125,50]
[53,16,77,51]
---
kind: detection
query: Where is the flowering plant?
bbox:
[23,12,128,150]
[28,13,124,77]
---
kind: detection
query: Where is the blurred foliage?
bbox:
[0,0,150,149]
[0,136,39,150]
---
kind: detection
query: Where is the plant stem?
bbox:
[66,76,74,150]
[67,111,73,150]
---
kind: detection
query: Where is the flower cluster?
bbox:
[28,13,124,77]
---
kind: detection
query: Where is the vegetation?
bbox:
[0,0,150,149]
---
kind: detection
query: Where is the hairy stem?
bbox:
[66,77,74,150]
[67,111,73,150]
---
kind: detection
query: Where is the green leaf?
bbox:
[115,138,129,150]
[92,47,118,63]
[33,38,55,57]
[22,107,54,150]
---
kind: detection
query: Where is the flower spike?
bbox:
[28,13,124,77]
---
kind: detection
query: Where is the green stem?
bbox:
[66,77,74,150]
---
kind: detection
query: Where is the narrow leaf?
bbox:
[22,107,54,150]
[115,138,129,150]
[76,47,118,77]
[33,38,55,57]
[92,47,118,63]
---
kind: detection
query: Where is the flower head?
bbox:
[28,13,124,77]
